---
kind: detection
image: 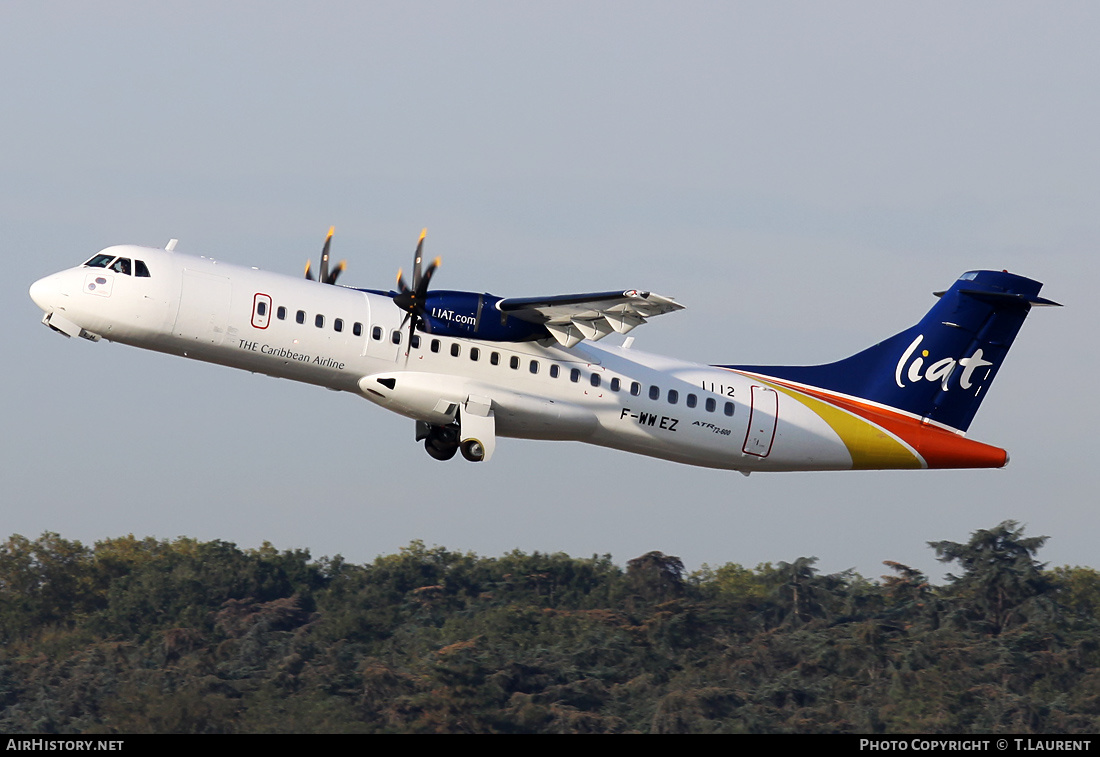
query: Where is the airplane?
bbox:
[28,229,1059,473]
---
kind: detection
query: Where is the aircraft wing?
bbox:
[498,289,684,347]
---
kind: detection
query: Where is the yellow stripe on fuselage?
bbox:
[767,383,924,470]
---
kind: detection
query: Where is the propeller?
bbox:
[393,228,440,352]
[304,226,347,285]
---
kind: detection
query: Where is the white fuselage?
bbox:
[28,245,897,472]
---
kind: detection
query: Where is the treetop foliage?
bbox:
[0,520,1097,734]
[929,520,1055,635]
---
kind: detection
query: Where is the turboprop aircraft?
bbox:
[29,229,1058,472]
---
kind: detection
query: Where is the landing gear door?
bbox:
[460,395,496,462]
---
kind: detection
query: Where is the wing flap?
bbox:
[499,289,683,347]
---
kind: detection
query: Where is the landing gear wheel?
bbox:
[425,437,458,461]
[423,423,460,461]
[461,439,486,462]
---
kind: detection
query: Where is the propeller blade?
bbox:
[393,290,415,311]
[393,227,441,357]
[318,226,334,284]
[304,259,315,281]
[419,257,440,296]
[412,228,427,291]
[327,260,347,285]
[400,311,416,357]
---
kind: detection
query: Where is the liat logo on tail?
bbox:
[894,334,994,392]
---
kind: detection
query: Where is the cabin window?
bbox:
[296,310,306,324]
[529,360,539,374]
[490,352,500,366]
[649,386,660,400]
[509,356,520,370]
[724,401,735,417]
[430,339,441,353]
[549,365,559,378]
[668,390,678,404]
[451,343,461,357]
[277,306,287,320]
[391,330,402,345]
[570,368,581,383]
[372,326,382,340]
[470,347,480,361]
[315,314,325,328]
[353,322,363,336]
[411,335,421,349]
[686,393,697,408]
[705,397,716,413]
[334,318,343,333]
[135,260,151,277]
[610,378,621,392]
[631,382,641,396]
[256,301,267,317]
[590,373,601,388]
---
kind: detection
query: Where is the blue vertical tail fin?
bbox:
[725,270,1059,433]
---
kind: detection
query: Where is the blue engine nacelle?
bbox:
[418,290,547,342]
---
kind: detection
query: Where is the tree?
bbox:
[0,533,98,641]
[626,551,686,603]
[1048,565,1100,621]
[928,520,1052,634]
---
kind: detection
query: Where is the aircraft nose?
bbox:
[29,274,60,312]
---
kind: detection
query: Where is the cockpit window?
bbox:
[111,258,132,275]
[135,260,151,277]
[84,254,115,268]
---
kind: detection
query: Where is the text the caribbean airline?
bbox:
[28,230,1059,473]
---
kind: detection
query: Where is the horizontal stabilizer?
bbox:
[935,288,1062,308]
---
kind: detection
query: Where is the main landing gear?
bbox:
[416,398,496,463]
[416,421,487,462]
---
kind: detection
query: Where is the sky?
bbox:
[3,1,1098,583]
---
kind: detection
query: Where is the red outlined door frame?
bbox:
[251,292,272,329]
[743,385,778,457]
